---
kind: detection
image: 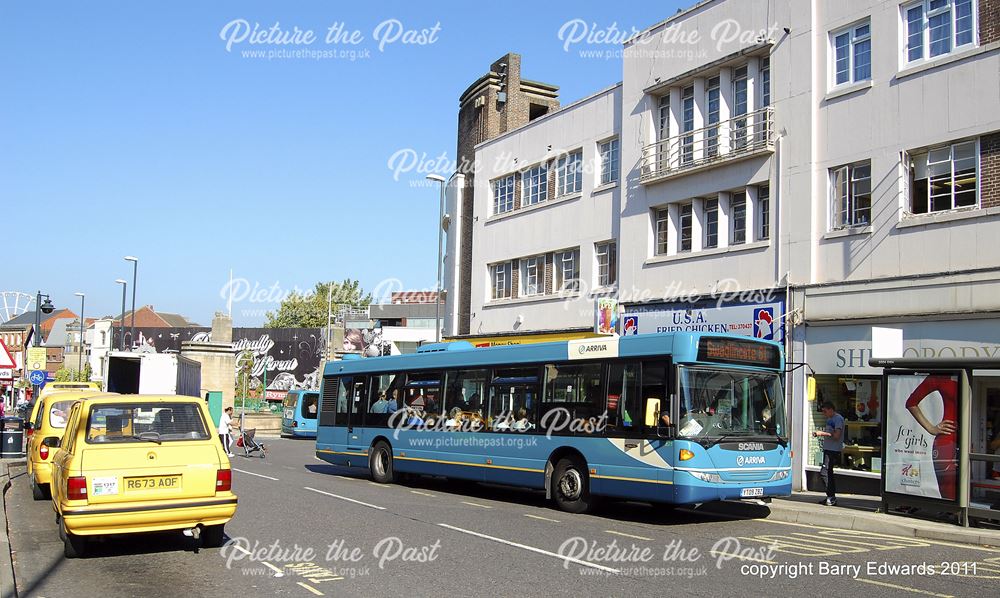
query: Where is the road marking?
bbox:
[854,578,952,597]
[410,490,435,497]
[230,544,252,556]
[524,514,560,523]
[304,486,386,510]
[262,561,284,577]
[605,530,653,541]
[232,468,279,481]
[297,581,324,596]
[438,523,620,574]
[709,549,776,565]
[333,475,360,482]
[461,501,493,509]
[761,520,1000,553]
[368,482,388,488]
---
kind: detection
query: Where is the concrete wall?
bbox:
[470,84,622,334]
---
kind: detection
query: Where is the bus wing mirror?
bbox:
[644,398,660,427]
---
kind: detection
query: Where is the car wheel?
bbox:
[369,441,396,484]
[552,457,594,514]
[31,477,49,501]
[202,524,226,548]
[62,526,87,559]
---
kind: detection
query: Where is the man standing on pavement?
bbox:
[814,400,845,506]
[218,406,235,457]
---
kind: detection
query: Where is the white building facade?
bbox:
[452,0,1000,492]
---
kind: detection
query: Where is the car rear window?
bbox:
[86,403,210,444]
[49,400,75,428]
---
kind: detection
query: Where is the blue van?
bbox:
[280,390,319,438]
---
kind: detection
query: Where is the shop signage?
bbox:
[623,300,784,342]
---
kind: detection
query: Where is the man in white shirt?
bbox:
[218,406,235,457]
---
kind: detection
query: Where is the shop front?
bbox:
[804,318,1000,496]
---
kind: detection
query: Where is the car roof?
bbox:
[82,394,204,405]
[43,390,112,404]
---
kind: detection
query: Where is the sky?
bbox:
[2,0,686,327]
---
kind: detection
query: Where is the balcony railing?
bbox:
[640,106,774,184]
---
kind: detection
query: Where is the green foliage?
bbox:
[264,279,372,328]
[53,364,92,382]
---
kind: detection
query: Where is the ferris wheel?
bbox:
[0,291,34,325]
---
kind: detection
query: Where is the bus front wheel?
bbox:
[369,441,396,484]
[553,457,593,514]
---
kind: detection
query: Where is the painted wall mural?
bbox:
[113,327,326,393]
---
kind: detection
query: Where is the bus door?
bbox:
[641,361,675,488]
[346,378,367,453]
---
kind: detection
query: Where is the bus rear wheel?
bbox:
[553,457,594,514]
[369,441,396,484]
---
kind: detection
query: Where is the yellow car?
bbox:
[50,394,237,558]
[27,382,103,433]
[26,389,107,500]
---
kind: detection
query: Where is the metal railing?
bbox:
[640,106,774,183]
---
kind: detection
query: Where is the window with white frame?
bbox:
[732,65,749,149]
[909,140,978,214]
[657,95,671,140]
[520,255,543,296]
[704,198,719,249]
[757,184,770,241]
[830,161,872,229]
[555,249,580,292]
[706,76,721,158]
[521,163,548,206]
[832,20,872,86]
[731,192,747,245]
[490,262,512,300]
[654,208,670,256]
[556,150,583,196]
[903,0,976,63]
[599,138,619,185]
[681,86,695,164]
[596,241,617,287]
[760,56,771,107]
[492,175,515,214]
[679,202,693,252]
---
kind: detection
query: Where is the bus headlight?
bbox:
[688,471,722,483]
[769,469,789,481]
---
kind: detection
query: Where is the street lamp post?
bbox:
[74,292,85,379]
[32,291,55,397]
[124,256,138,350]
[426,174,446,342]
[115,279,127,350]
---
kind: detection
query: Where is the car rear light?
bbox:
[216,469,232,492]
[67,476,88,501]
[39,444,49,460]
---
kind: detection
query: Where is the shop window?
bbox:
[808,376,882,472]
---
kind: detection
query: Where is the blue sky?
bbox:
[2,0,685,326]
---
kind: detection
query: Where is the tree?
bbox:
[264,280,372,328]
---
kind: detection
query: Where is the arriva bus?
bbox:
[315,332,790,513]
[281,390,319,438]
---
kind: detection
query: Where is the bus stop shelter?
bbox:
[869,357,1000,528]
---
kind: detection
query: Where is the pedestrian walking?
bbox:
[218,406,235,457]
[814,400,845,506]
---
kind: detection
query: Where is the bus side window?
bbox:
[542,363,603,435]
[302,393,319,420]
[366,374,399,428]
[606,362,640,436]
[350,378,367,429]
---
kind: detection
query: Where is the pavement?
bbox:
[1,460,14,598]
[2,440,1000,597]
[697,490,1000,549]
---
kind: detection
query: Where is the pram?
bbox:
[236,427,266,458]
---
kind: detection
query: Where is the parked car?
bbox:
[50,394,237,558]
[26,389,107,500]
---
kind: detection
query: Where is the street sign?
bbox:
[27,347,46,371]
[29,370,46,385]
[0,339,14,369]
[0,369,12,380]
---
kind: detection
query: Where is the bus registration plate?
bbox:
[740,487,764,498]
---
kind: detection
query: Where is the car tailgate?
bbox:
[80,441,222,504]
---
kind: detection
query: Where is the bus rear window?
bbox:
[302,393,319,419]
[86,403,210,443]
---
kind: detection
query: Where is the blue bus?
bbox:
[315,332,790,513]
[281,389,319,438]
